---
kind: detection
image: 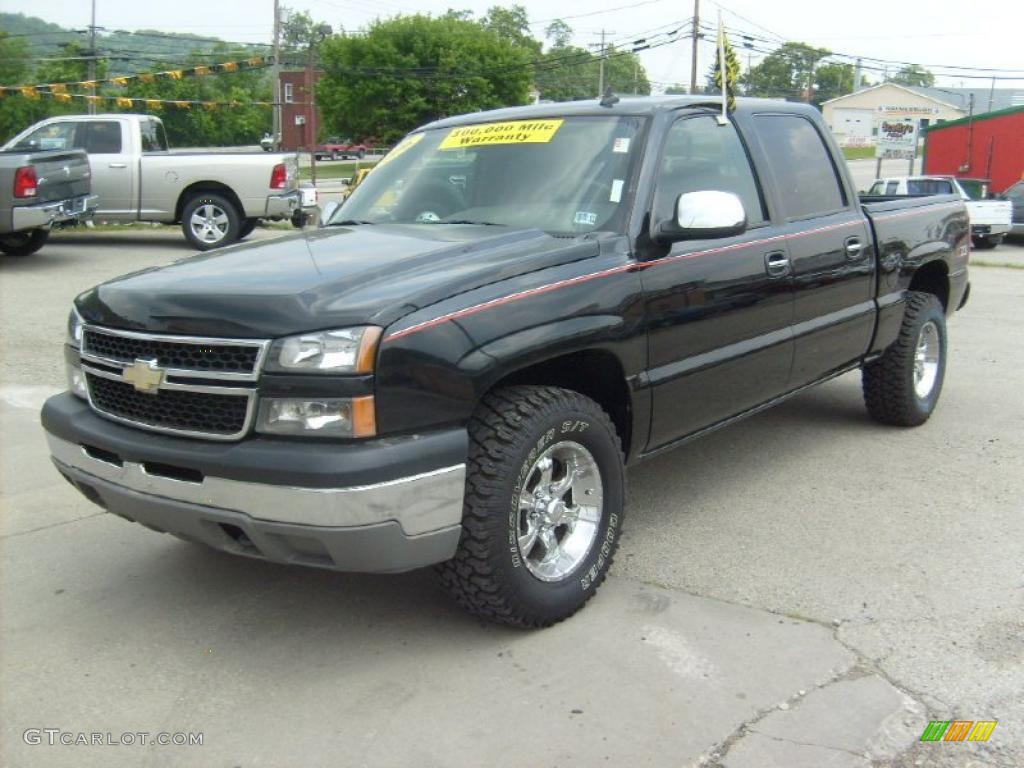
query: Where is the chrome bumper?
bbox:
[11,194,97,230]
[264,188,316,218]
[47,432,465,572]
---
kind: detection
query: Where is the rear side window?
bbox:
[886,181,899,195]
[653,115,766,225]
[75,121,123,154]
[140,120,168,152]
[754,114,847,219]
[907,179,953,195]
[17,122,78,150]
[1006,183,1024,200]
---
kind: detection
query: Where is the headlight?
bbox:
[67,307,84,348]
[265,327,381,374]
[255,397,376,437]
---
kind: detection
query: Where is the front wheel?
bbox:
[437,385,625,627]
[972,235,1002,249]
[862,291,947,426]
[181,193,240,250]
[0,228,50,257]
[238,218,258,239]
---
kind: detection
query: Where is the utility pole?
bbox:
[272,0,282,150]
[689,0,700,94]
[987,75,996,113]
[87,0,97,115]
[853,58,862,91]
[595,29,614,97]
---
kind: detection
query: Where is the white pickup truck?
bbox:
[868,176,1012,249]
[3,114,312,250]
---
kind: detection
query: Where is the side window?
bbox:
[1007,184,1024,201]
[140,120,168,152]
[885,181,899,195]
[74,121,123,154]
[754,114,847,219]
[18,122,79,150]
[284,83,294,103]
[653,116,766,226]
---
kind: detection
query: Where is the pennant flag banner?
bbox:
[0,56,266,96]
[0,89,274,109]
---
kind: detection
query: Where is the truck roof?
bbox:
[36,114,158,122]
[422,95,804,130]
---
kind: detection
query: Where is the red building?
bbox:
[923,106,1024,194]
[279,70,323,152]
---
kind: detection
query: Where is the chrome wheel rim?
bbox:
[517,441,603,582]
[189,204,230,244]
[914,320,940,398]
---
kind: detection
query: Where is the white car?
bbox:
[868,176,1012,249]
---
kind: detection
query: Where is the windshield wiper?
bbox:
[331,219,376,226]
[433,219,506,226]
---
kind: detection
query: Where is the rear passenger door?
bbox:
[641,114,795,449]
[751,113,875,387]
[72,120,135,218]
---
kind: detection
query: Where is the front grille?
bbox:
[83,328,260,374]
[86,374,250,437]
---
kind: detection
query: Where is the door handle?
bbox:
[845,236,865,259]
[108,162,127,168]
[764,251,790,277]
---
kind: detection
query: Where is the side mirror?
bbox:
[654,190,747,242]
[319,200,340,227]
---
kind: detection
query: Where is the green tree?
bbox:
[544,19,572,49]
[122,47,272,146]
[664,83,689,95]
[890,64,934,87]
[482,5,541,55]
[814,61,855,105]
[316,14,534,144]
[742,42,831,101]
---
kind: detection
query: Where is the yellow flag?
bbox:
[193,66,211,76]
[111,77,129,87]
[116,97,134,108]
[173,100,190,109]
[146,99,162,110]
[54,93,72,103]
[166,70,183,80]
[20,86,39,99]
[219,61,238,72]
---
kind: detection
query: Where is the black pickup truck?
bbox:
[42,97,969,627]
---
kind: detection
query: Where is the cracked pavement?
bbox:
[2,231,1022,766]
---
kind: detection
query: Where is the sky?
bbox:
[5,0,1024,90]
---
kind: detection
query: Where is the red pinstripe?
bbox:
[383,204,964,343]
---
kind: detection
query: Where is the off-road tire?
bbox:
[863,291,947,426]
[0,228,50,257]
[181,193,240,251]
[437,385,625,628]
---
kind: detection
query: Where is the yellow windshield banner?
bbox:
[439,119,564,150]
[378,132,424,167]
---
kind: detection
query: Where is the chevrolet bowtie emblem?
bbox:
[122,359,165,394]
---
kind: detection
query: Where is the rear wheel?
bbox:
[238,218,258,239]
[437,385,624,627]
[862,291,947,426]
[0,229,50,257]
[181,193,240,250]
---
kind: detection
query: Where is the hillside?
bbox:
[0,12,271,77]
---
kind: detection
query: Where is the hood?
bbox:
[75,225,600,338]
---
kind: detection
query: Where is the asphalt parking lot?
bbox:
[1,228,1022,767]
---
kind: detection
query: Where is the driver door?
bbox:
[641,114,795,449]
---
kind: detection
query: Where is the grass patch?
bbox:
[970,260,1024,269]
[298,161,361,181]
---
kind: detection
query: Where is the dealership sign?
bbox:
[875,117,918,160]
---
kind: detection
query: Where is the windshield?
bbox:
[332,115,646,234]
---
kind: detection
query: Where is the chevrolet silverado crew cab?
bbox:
[0,146,96,256]
[42,97,969,627]
[4,114,310,250]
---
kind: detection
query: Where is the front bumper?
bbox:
[11,193,97,231]
[42,393,467,573]
[971,223,1011,238]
